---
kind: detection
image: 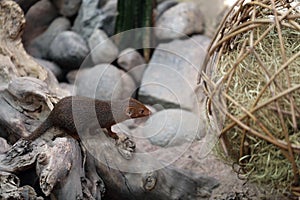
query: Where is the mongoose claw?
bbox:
[116,136,136,160]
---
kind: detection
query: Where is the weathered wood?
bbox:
[83,152,105,199]
[0,137,88,199]
[38,138,84,198]
[81,128,219,200]
[0,0,46,81]
[0,140,37,173]
[0,171,42,199]
[0,0,68,95]
[0,0,69,143]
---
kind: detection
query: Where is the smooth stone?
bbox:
[27,17,71,58]
[52,0,82,17]
[34,58,63,80]
[72,0,103,40]
[74,64,137,101]
[117,48,146,84]
[142,109,205,147]
[98,0,118,36]
[88,29,119,65]
[66,70,78,84]
[138,35,210,114]
[194,0,228,37]
[48,31,89,70]
[155,2,204,40]
[156,0,178,20]
[59,83,76,95]
[22,0,58,47]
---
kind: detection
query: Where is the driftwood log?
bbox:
[0,1,219,199]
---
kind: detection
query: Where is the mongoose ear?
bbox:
[125,107,133,117]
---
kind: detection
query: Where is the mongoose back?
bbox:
[23,96,151,141]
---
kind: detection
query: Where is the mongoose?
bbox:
[23,96,151,141]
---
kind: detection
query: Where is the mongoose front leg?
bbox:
[106,127,136,157]
[106,127,119,140]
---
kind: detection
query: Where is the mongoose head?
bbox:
[125,98,151,118]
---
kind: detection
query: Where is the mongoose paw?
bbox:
[116,136,136,160]
[116,136,136,151]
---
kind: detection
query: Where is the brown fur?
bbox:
[23,96,151,141]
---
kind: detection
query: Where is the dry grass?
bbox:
[199,0,300,195]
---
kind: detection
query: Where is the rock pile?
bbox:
[19,0,217,148]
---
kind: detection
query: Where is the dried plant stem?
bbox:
[198,0,300,193]
[271,0,299,186]
[202,73,300,152]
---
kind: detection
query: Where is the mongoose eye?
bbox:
[140,109,144,114]
[125,108,133,116]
